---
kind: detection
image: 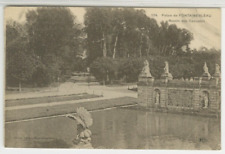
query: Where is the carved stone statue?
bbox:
[164,61,169,74]
[161,61,173,80]
[202,62,211,80]
[155,90,160,105]
[67,107,93,149]
[203,94,209,108]
[202,92,209,109]
[203,62,209,73]
[139,60,152,78]
[213,64,221,77]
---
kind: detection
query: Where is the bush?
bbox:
[90,57,117,84]
[118,58,144,82]
[31,60,61,87]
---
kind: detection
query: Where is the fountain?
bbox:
[66,107,93,149]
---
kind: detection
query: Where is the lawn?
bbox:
[5,93,101,107]
[5,97,138,122]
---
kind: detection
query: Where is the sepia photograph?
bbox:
[4,6,221,150]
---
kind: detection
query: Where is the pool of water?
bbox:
[5,108,220,149]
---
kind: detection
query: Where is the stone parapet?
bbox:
[137,61,220,116]
[138,78,220,89]
[138,83,220,116]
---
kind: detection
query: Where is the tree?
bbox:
[25,7,82,85]
[111,9,127,59]
[6,20,36,90]
[152,22,193,56]
[26,7,80,57]
[84,8,113,64]
[7,51,36,91]
[84,8,159,62]
[90,57,116,84]
[118,58,144,82]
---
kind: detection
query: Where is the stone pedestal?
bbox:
[202,72,211,80]
[71,142,93,149]
[138,77,154,83]
[161,73,173,81]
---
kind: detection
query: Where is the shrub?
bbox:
[90,57,116,84]
[118,58,144,82]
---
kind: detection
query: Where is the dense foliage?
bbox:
[89,52,220,84]
[6,7,221,87]
[6,20,37,88]
[118,58,144,82]
[84,8,194,63]
[89,57,117,84]
[6,7,83,87]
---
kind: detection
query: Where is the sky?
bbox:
[4,7,221,50]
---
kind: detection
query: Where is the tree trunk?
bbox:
[112,34,118,59]
[103,32,107,57]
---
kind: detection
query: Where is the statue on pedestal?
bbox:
[139,60,152,78]
[161,61,173,80]
[213,64,221,78]
[164,61,169,74]
[66,107,93,149]
[202,62,211,80]
[203,62,209,74]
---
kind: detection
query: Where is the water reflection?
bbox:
[91,108,220,149]
[5,108,220,149]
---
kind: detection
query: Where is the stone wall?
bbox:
[137,61,220,116]
[137,78,220,116]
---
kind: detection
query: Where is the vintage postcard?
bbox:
[4,7,221,149]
